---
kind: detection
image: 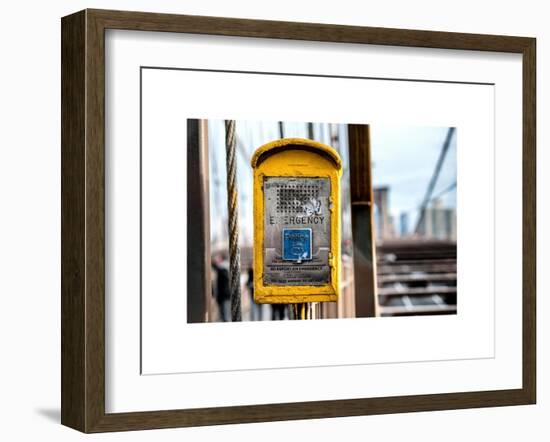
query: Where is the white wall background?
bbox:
[0,0,545,440]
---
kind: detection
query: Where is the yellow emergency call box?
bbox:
[251,138,342,304]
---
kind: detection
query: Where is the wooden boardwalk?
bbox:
[376,240,457,317]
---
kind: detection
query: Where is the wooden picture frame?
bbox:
[61,8,536,433]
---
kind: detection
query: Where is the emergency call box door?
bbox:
[263,176,331,286]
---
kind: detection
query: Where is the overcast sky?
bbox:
[207,120,456,241]
[370,125,457,220]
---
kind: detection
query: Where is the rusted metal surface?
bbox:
[348,124,378,317]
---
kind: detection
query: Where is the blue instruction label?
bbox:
[282,228,312,262]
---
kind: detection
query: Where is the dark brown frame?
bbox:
[61,8,536,433]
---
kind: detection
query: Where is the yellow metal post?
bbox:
[251,138,342,305]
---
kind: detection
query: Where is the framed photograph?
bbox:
[61,9,536,432]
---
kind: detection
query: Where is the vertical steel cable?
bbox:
[225,120,242,321]
[415,127,456,234]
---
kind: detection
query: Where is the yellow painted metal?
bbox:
[251,138,342,304]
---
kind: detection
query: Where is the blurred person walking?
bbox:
[271,304,286,320]
[212,255,231,322]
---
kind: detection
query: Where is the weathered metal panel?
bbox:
[263,177,331,286]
